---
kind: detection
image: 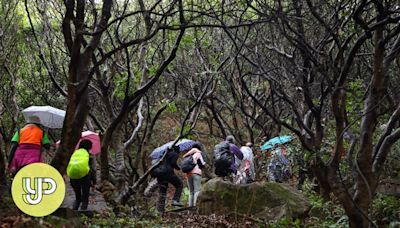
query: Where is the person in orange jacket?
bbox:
[8,116,50,174]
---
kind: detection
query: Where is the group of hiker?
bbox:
[6,116,293,214]
[148,135,261,214]
[6,116,96,211]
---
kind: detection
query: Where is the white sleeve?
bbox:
[199,154,206,165]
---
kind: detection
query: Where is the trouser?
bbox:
[144,178,158,200]
[70,174,91,206]
[234,169,248,184]
[187,174,201,206]
[157,173,183,213]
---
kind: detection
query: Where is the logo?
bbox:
[11,163,65,217]
[22,177,57,205]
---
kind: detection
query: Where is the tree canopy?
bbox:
[1,0,400,227]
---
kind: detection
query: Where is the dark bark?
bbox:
[99,0,186,183]
[51,0,113,173]
[205,100,228,138]
[351,17,386,228]
[135,102,169,172]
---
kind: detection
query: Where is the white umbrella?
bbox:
[22,106,66,129]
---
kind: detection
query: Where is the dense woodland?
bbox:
[1,0,400,227]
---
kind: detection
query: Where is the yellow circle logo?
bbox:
[11,163,65,217]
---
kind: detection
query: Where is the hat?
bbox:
[27,115,41,124]
[226,135,235,143]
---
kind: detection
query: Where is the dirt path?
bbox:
[60,174,107,212]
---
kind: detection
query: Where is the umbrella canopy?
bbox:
[22,105,65,129]
[79,131,101,155]
[56,130,101,155]
[260,135,293,151]
[150,139,201,159]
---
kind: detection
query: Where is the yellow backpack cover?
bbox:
[67,148,90,179]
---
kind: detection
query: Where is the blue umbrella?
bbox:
[150,139,201,159]
[260,135,293,151]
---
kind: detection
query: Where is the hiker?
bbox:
[8,116,51,175]
[267,145,291,183]
[181,145,206,207]
[151,146,183,214]
[235,142,255,184]
[67,140,96,210]
[213,135,243,178]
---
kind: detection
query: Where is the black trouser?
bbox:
[70,174,91,206]
[156,172,183,213]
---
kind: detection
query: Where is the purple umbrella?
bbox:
[150,139,201,159]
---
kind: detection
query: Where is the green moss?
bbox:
[198,179,311,219]
[265,183,305,208]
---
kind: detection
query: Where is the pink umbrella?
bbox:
[79,130,101,155]
[56,130,101,155]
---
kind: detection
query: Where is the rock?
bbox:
[377,178,400,197]
[197,178,311,220]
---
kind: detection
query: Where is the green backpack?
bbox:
[67,148,90,179]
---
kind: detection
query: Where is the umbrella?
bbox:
[150,139,201,159]
[79,131,101,155]
[22,105,65,129]
[260,135,293,151]
[56,130,101,155]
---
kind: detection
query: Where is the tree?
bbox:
[24,0,187,180]
[0,0,22,183]
[234,0,400,227]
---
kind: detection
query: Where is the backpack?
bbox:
[150,157,171,178]
[67,148,90,179]
[213,142,234,177]
[180,155,196,173]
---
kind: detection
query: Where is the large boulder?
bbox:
[197,178,311,220]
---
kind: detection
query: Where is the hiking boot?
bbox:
[73,201,80,210]
[80,203,88,210]
[171,200,183,207]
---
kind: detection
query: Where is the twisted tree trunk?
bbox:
[51,0,113,173]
